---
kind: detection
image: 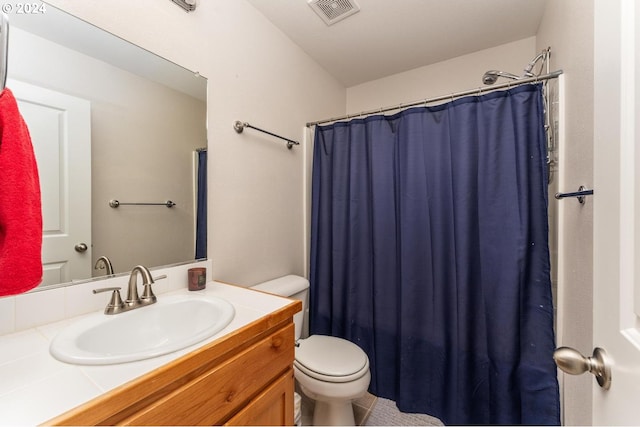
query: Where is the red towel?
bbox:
[0,88,43,296]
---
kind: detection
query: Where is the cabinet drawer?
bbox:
[123,323,294,426]
[225,369,294,426]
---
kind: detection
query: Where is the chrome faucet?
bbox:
[94,256,115,276]
[93,265,165,315]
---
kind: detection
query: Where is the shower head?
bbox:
[482,48,552,85]
[482,70,521,85]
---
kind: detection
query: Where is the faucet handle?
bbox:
[138,274,165,305]
[93,286,121,294]
[140,283,157,305]
[93,287,125,315]
[140,275,166,304]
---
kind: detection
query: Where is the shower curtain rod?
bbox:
[306,69,563,127]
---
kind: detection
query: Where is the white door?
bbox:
[8,79,92,287]
[592,0,640,424]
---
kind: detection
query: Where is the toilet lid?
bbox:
[295,335,369,381]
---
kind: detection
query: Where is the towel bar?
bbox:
[233,121,299,149]
[555,186,593,204]
[109,200,176,208]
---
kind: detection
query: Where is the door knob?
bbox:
[553,346,611,390]
[74,243,88,253]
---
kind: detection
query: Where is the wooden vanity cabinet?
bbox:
[225,369,294,426]
[46,299,301,426]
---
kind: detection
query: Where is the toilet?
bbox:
[252,275,371,426]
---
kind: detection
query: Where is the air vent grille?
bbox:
[171,0,196,12]
[308,0,360,26]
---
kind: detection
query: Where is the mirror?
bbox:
[7,2,207,290]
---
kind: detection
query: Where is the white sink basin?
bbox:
[50,293,235,365]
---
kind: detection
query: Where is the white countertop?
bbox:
[0,282,292,426]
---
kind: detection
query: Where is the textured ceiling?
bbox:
[246,0,548,87]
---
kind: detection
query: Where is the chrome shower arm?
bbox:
[524,47,551,77]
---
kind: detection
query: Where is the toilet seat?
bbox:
[295,335,369,383]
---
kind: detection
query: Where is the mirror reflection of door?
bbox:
[10,79,91,287]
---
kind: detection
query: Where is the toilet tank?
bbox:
[251,275,309,340]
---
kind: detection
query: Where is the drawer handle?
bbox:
[271,336,284,348]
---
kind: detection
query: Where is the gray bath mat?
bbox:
[364,397,444,426]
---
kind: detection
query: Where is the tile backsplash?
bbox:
[0,260,211,336]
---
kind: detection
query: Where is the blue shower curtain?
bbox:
[309,84,559,425]
[195,150,207,259]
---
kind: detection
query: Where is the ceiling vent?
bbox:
[307,0,361,26]
[171,0,196,12]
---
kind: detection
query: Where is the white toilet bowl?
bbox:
[294,335,371,426]
[250,276,372,426]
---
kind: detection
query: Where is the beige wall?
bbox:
[9,26,206,277]
[346,37,536,113]
[536,1,595,425]
[45,0,346,287]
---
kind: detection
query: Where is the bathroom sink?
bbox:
[50,294,235,365]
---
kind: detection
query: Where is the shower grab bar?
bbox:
[555,186,593,204]
[109,200,176,208]
[233,121,300,150]
[0,13,9,91]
